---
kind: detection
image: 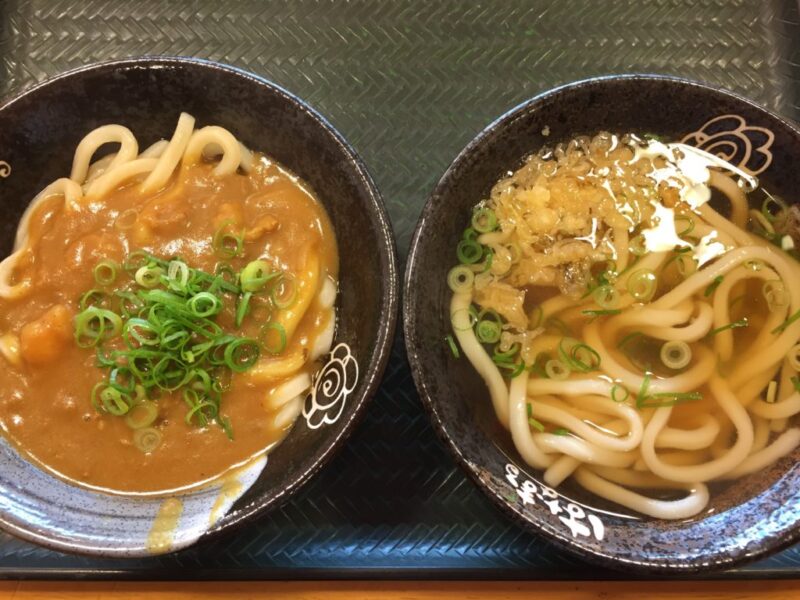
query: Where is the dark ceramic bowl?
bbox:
[0,57,397,556]
[404,75,800,573]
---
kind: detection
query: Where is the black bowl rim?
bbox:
[0,55,399,555]
[404,72,800,574]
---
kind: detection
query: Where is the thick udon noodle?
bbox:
[450,132,800,519]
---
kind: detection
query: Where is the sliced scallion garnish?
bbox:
[709,318,749,337]
[471,208,498,233]
[93,260,119,286]
[74,252,293,444]
[627,269,657,302]
[704,275,723,297]
[213,220,245,259]
[445,334,460,358]
[772,308,800,335]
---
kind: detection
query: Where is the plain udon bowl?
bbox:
[0,57,397,556]
[404,74,800,573]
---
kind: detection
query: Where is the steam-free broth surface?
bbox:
[448,131,800,519]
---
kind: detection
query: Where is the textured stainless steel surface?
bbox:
[0,0,798,579]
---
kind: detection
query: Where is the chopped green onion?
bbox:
[710,318,749,337]
[627,269,657,302]
[271,275,297,309]
[109,366,136,394]
[475,319,502,344]
[79,288,107,311]
[218,415,233,440]
[545,359,570,380]
[558,338,600,373]
[235,292,252,328]
[124,401,159,429]
[773,308,800,335]
[214,263,241,293]
[552,427,570,436]
[165,260,190,293]
[123,318,160,347]
[629,234,647,257]
[528,417,545,432]
[635,368,701,407]
[96,385,131,416]
[675,254,696,277]
[478,308,502,324]
[611,384,630,403]
[497,360,525,378]
[451,306,479,331]
[259,322,287,355]
[675,215,695,236]
[240,260,279,292]
[638,391,703,408]
[457,239,483,264]
[471,208,498,233]
[135,265,164,289]
[704,275,723,297]
[76,251,278,439]
[529,306,543,329]
[114,291,144,317]
[213,220,245,259]
[133,427,162,453]
[447,265,475,293]
[635,372,652,408]
[188,292,222,318]
[93,260,118,286]
[74,307,123,348]
[545,316,571,336]
[525,404,545,431]
[478,250,494,273]
[493,343,520,363]
[762,191,787,223]
[592,285,620,309]
[462,227,478,242]
[445,334,460,358]
[660,340,692,369]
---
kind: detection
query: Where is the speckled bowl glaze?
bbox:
[404,75,800,573]
[0,57,397,556]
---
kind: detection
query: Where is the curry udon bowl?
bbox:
[404,75,800,573]
[0,57,397,556]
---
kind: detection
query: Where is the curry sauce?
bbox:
[0,157,338,494]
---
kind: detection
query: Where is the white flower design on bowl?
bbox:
[681,114,774,175]
[303,343,359,429]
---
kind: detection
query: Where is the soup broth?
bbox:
[448,132,800,519]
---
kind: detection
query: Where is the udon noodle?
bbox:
[0,113,338,493]
[448,132,800,519]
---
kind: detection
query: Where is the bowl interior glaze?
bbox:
[404,75,800,573]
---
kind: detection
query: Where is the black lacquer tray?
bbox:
[0,0,799,580]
